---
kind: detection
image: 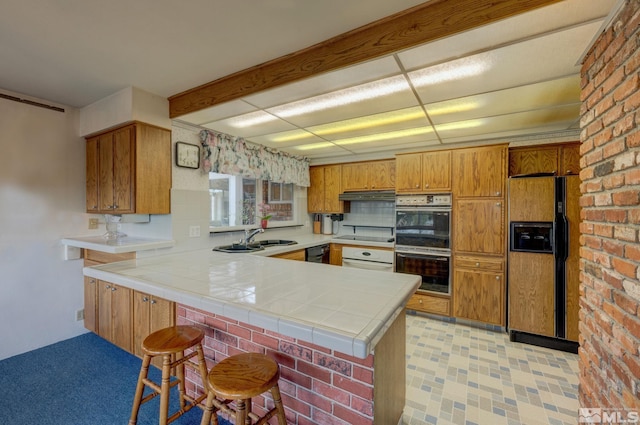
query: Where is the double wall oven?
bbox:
[395,194,452,294]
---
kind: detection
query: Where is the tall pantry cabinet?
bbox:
[85,122,171,214]
[451,145,507,326]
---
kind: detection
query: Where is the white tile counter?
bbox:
[62,236,175,254]
[83,247,419,358]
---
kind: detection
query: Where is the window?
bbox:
[209,173,298,230]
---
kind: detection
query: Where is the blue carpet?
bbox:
[0,333,231,425]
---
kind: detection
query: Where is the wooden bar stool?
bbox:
[129,325,209,425]
[200,352,287,425]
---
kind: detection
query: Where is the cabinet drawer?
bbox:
[85,249,136,264]
[455,255,504,272]
[406,293,450,316]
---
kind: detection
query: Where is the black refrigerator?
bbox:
[507,175,580,353]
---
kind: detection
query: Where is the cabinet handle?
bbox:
[111,286,117,291]
[424,184,429,188]
[89,278,96,284]
[105,284,111,289]
[496,276,500,280]
[415,184,419,188]
[150,300,157,305]
[475,262,480,267]
[495,191,501,196]
[496,202,501,207]
[418,299,423,304]
[142,297,149,302]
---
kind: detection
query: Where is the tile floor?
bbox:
[403,313,580,425]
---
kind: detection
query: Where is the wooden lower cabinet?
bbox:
[133,291,175,365]
[406,292,450,316]
[330,244,342,266]
[83,276,98,333]
[97,280,133,352]
[452,255,505,326]
[270,249,306,261]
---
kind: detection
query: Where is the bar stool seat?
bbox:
[200,352,287,425]
[129,325,209,425]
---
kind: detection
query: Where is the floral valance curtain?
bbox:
[200,130,310,187]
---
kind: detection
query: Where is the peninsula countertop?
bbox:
[83,247,419,358]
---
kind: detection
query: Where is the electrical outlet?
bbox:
[189,225,201,238]
[75,309,84,321]
[88,218,99,229]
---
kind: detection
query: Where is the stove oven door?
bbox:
[395,249,451,294]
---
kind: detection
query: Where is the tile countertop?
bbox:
[61,236,175,253]
[83,247,419,359]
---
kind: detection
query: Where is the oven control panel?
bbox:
[396,193,451,206]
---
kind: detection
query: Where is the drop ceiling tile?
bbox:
[425,75,581,125]
[280,142,353,158]
[435,104,580,140]
[397,0,616,71]
[202,112,297,138]
[177,100,257,124]
[243,56,403,108]
[409,21,604,105]
[334,126,439,148]
[348,139,440,155]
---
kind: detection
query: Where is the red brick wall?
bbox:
[579,0,640,411]
[177,305,377,425]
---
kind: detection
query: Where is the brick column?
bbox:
[579,0,640,411]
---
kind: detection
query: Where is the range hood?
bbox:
[338,191,395,202]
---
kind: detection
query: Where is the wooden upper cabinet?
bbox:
[560,144,580,175]
[307,165,346,213]
[341,160,395,191]
[508,142,580,177]
[86,122,171,214]
[396,151,450,193]
[452,145,506,197]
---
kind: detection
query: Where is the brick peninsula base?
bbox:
[178,304,406,425]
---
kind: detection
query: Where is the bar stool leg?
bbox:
[235,399,248,425]
[199,391,219,425]
[195,343,209,396]
[159,353,172,425]
[270,385,287,424]
[175,350,187,411]
[129,354,152,425]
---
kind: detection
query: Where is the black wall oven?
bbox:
[395,194,452,294]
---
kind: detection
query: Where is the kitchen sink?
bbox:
[212,240,297,253]
[254,239,297,247]
[212,243,264,253]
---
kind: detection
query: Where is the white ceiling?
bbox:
[1,0,619,162]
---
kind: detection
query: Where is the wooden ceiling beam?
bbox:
[168,0,562,118]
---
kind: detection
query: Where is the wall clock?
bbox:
[175,142,200,169]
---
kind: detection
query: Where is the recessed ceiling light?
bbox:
[268,75,410,118]
[435,119,484,132]
[293,142,337,151]
[309,107,426,136]
[334,126,434,146]
[223,110,278,128]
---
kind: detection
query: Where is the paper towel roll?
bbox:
[323,215,333,235]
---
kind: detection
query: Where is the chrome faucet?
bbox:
[242,228,264,246]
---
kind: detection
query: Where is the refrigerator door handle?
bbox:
[556,214,569,262]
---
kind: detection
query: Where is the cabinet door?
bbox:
[406,292,450,316]
[98,133,115,211]
[307,166,325,212]
[110,283,132,352]
[330,244,342,266]
[508,147,558,176]
[84,276,98,333]
[508,252,555,336]
[97,280,113,341]
[560,144,580,176]
[369,160,396,190]
[453,199,504,255]
[422,151,451,192]
[132,291,152,359]
[86,137,99,212]
[112,125,134,213]
[452,145,506,197]
[324,165,342,213]
[341,163,369,191]
[395,153,422,193]
[271,249,306,261]
[453,268,504,325]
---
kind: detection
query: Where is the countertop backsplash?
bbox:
[337,200,395,239]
